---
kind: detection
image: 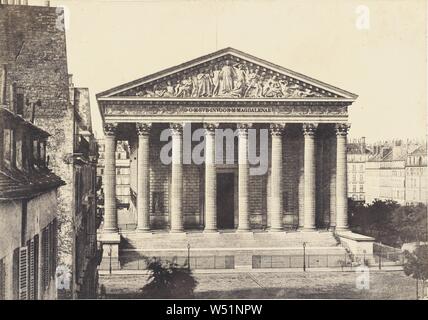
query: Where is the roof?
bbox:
[0,106,50,138]
[96,47,358,100]
[409,145,427,157]
[347,143,371,155]
[0,167,65,201]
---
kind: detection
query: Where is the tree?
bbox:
[140,258,198,299]
[403,245,428,299]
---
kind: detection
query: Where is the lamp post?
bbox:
[108,244,112,275]
[303,242,307,272]
[187,243,191,271]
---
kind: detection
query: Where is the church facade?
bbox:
[96,48,363,269]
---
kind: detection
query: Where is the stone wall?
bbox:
[0,5,73,268]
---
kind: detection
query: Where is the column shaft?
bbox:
[170,124,183,232]
[336,124,350,230]
[136,123,151,231]
[303,123,317,230]
[204,124,217,232]
[103,124,118,232]
[270,124,284,231]
[238,124,251,231]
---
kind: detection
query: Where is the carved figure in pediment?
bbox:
[163,80,175,97]
[197,68,213,97]
[279,80,290,97]
[191,74,198,97]
[228,63,246,97]
[218,60,235,95]
[153,84,166,97]
[136,88,155,97]
[244,67,262,98]
[264,75,283,98]
[175,77,192,97]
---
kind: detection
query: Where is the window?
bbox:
[33,140,39,166]
[360,185,364,192]
[3,128,15,166]
[16,88,25,116]
[16,136,23,170]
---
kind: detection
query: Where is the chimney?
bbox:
[360,136,366,153]
[0,64,7,105]
[45,0,50,6]
[10,82,17,113]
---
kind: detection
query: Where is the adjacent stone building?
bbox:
[0,2,100,298]
[96,48,368,270]
[0,104,64,300]
[405,145,427,205]
[347,138,370,202]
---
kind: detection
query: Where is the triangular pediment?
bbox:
[97,48,357,100]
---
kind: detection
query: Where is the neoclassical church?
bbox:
[96,48,373,270]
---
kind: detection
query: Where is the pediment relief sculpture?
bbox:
[115,57,339,99]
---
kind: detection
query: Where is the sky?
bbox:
[36,0,427,142]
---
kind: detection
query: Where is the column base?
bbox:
[237,228,252,233]
[170,229,185,234]
[269,227,284,232]
[203,229,218,233]
[299,227,317,232]
[98,233,121,271]
[136,228,151,233]
[335,226,349,232]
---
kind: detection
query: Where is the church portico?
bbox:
[96,48,359,269]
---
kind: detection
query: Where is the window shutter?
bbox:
[19,246,28,300]
[0,258,5,300]
[42,228,49,290]
[28,240,35,300]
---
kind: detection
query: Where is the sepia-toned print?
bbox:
[0,0,427,305]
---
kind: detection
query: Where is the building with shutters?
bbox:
[347,138,371,202]
[0,105,64,300]
[0,2,101,299]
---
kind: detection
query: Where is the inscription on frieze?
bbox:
[104,104,348,116]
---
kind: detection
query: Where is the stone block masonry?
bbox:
[0,5,74,268]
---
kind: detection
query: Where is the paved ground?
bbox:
[99,270,418,299]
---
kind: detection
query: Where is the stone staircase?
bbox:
[117,230,349,270]
[121,230,340,250]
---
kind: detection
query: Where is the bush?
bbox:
[140,258,198,299]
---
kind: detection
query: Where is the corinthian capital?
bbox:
[335,123,350,136]
[302,123,318,136]
[136,123,152,136]
[170,123,183,135]
[203,123,219,133]
[270,123,285,136]
[104,123,118,136]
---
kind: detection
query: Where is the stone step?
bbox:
[120,231,340,250]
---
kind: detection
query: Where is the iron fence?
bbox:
[121,255,235,270]
[252,252,404,270]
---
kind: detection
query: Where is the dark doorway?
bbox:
[217,173,235,229]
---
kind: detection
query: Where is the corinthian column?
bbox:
[237,123,252,232]
[136,123,151,232]
[302,123,317,230]
[204,123,218,232]
[103,123,118,232]
[270,124,285,231]
[335,123,350,230]
[170,123,184,232]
